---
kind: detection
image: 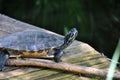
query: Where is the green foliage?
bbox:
[106,39,120,80]
[1,0,120,57]
[63,26,68,35]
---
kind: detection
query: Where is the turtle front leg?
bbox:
[54,51,63,62]
[0,50,9,71]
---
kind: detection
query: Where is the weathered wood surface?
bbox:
[0,14,119,80]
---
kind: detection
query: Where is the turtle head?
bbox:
[48,28,78,62]
[53,28,78,62]
[64,28,78,45]
[60,28,78,50]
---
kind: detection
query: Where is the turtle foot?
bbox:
[54,50,63,63]
[54,56,62,63]
[0,50,9,71]
[54,59,62,63]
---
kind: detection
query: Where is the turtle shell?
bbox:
[0,30,64,51]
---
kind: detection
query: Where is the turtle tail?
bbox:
[0,50,9,71]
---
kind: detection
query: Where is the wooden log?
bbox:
[0,14,119,79]
[6,58,120,79]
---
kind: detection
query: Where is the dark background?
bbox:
[0,0,120,58]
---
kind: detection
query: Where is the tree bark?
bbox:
[6,59,120,79]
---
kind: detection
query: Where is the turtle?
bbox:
[0,28,78,71]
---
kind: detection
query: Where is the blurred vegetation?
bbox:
[0,0,120,58]
[107,39,120,80]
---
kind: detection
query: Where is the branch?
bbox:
[6,59,120,79]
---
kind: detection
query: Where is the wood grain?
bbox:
[0,14,118,80]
